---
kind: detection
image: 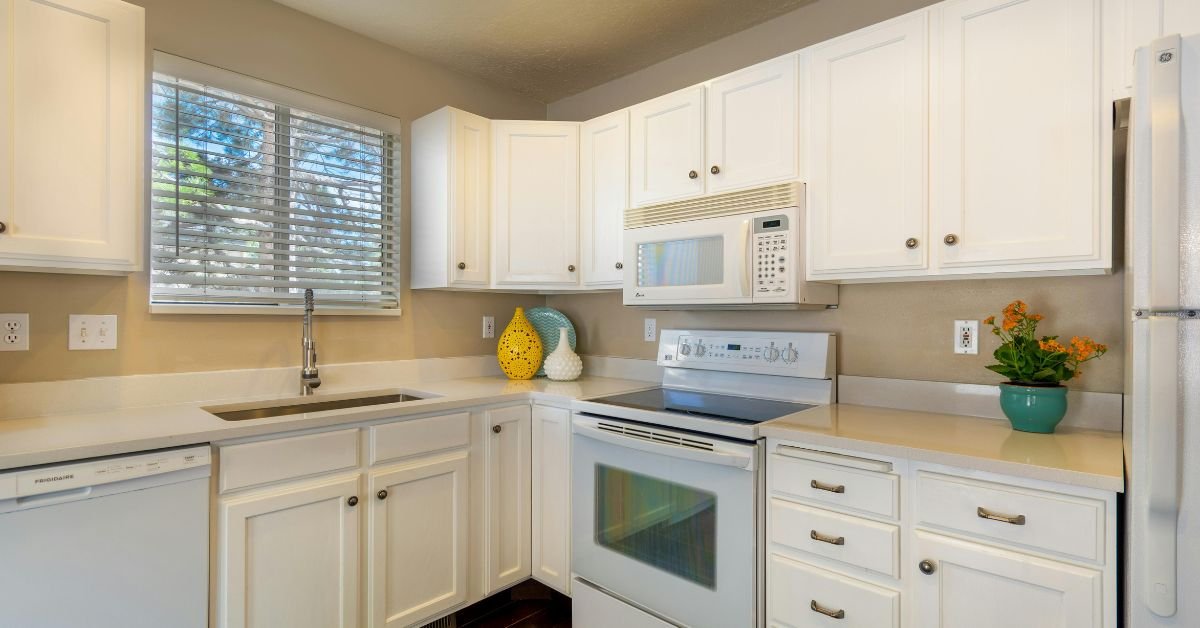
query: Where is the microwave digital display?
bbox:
[761,220,781,229]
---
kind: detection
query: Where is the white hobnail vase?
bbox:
[543,327,583,381]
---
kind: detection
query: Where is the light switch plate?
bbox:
[69,315,118,350]
[0,314,29,351]
[954,320,979,355]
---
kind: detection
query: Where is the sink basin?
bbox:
[211,393,427,421]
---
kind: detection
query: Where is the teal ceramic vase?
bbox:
[998,383,1068,433]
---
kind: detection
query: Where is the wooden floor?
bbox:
[451,581,571,628]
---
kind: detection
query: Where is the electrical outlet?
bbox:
[644,318,657,342]
[69,315,118,350]
[0,314,29,351]
[954,320,979,355]
[482,316,495,339]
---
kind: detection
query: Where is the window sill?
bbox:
[149,304,403,317]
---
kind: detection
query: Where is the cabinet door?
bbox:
[484,404,533,593]
[580,110,629,287]
[706,55,799,193]
[532,405,572,594]
[806,13,929,278]
[368,451,469,628]
[913,532,1103,628]
[933,0,1105,272]
[0,0,143,273]
[218,475,360,628]
[492,121,580,286]
[450,109,491,286]
[629,86,705,207]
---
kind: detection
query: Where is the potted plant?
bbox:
[983,300,1107,433]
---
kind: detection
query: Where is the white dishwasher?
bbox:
[0,445,212,628]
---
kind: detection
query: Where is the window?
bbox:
[150,55,401,313]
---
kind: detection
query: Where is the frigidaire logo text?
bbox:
[35,474,74,484]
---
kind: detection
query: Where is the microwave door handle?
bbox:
[741,219,752,296]
[574,422,753,470]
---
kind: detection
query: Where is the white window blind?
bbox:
[150,72,400,310]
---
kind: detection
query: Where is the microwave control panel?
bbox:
[753,214,791,298]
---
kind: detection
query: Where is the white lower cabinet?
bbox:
[367,451,469,628]
[483,404,533,593]
[768,553,899,627]
[217,474,360,628]
[912,531,1104,628]
[532,404,572,593]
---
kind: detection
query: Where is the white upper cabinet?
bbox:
[0,0,143,274]
[579,110,629,287]
[412,107,491,289]
[629,86,706,207]
[706,55,800,194]
[932,0,1107,273]
[492,120,580,287]
[806,13,929,278]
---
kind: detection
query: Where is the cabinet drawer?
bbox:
[220,428,359,493]
[369,412,470,465]
[770,498,899,577]
[915,471,1106,562]
[770,447,899,519]
[768,553,899,628]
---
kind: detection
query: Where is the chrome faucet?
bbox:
[301,289,321,395]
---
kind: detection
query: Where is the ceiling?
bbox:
[272,0,816,102]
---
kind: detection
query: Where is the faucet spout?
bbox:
[301,289,321,395]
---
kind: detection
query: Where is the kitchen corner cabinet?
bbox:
[579,110,629,287]
[491,121,581,287]
[532,404,572,594]
[411,107,491,289]
[0,0,143,274]
[483,404,533,593]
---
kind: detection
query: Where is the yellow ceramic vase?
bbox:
[497,307,543,380]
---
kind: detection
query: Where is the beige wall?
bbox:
[0,0,545,384]
[543,0,1125,394]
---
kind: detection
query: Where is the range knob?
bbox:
[765,345,781,362]
[679,342,692,356]
[695,341,707,357]
[782,344,799,364]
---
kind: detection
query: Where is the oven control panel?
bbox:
[753,214,792,299]
[658,329,834,379]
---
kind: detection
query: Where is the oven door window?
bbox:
[594,463,717,589]
[636,236,724,288]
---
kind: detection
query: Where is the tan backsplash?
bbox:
[546,273,1126,393]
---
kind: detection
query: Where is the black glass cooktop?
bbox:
[587,387,814,424]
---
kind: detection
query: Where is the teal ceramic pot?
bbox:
[999,383,1068,433]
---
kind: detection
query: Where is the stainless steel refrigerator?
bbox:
[1124,32,1200,628]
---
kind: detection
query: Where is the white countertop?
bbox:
[761,404,1124,493]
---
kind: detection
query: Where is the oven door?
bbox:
[571,414,759,628]
[623,212,753,306]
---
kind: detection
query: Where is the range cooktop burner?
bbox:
[587,387,814,425]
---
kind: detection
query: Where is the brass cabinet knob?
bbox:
[568,265,576,272]
[492,424,502,434]
[347,496,359,507]
[457,262,466,270]
[688,170,699,179]
[943,234,959,246]
[919,559,936,575]
[0,221,7,234]
[905,238,919,249]
[710,165,720,175]
[377,489,388,500]
[615,262,623,270]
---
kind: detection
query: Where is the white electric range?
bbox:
[571,329,836,628]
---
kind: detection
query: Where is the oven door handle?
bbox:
[574,422,754,470]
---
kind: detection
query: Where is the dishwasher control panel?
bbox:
[1,446,212,499]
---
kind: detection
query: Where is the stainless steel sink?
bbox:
[211,393,427,421]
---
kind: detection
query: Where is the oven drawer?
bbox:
[768,553,899,628]
[769,498,899,577]
[770,446,899,519]
[915,471,1106,563]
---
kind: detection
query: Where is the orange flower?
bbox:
[1039,339,1066,353]
[983,315,996,326]
[1002,318,1017,331]
[1069,336,1102,361]
[1030,313,1044,322]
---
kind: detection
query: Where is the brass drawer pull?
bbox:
[810,529,845,546]
[810,479,845,494]
[810,600,846,619]
[977,506,1026,526]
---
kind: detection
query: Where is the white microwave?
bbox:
[623,183,838,309]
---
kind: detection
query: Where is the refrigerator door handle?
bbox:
[1141,316,1181,617]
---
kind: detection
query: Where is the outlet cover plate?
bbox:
[482,316,495,339]
[69,315,118,350]
[644,318,657,342]
[954,320,979,355]
[0,313,29,351]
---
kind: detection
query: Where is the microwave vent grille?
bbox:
[625,182,801,228]
[596,420,716,452]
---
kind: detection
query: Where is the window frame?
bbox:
[148,52,404,316]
